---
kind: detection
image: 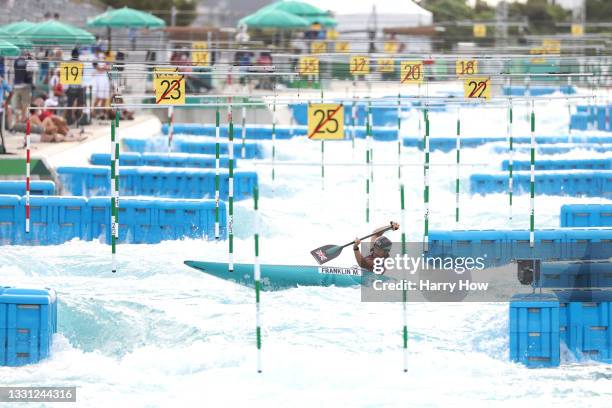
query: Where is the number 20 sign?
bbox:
[308,103,344,140]
[154,69,185,105]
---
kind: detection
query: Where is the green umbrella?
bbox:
[19,20,95,45]
[0,39,20,57]
[1,20,36,34]
[87,6,166,28]
[303,14,337,27]
[0,28,33,50]
[262,1,328,17]
[239,8,310,29]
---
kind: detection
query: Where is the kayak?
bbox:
[183,261,370,291]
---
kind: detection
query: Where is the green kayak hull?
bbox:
[184,261,369,291]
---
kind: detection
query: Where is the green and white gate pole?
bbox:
[320,88,325,190]
[111,111,120,273]
[423,108,430,252]
[215,103,221,240]
[529,103,536,248]
[365,101,372,223]
[253,186,262,373]
[368,101,374,183]
[508,102,514,222]
[351,95,357,154]
[400,183,408,372]
[455,109,461,223]
[228,104,235,272]
[241,96,247,159]
[397,93,402,180]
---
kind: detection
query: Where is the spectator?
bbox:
[0,75,13,150]
[13,53,36,123]
[65,49,85,125]
[92,61,110,120]
[29,98,85,142]
[49,69,65,104]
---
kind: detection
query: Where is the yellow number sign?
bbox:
[326,30,339,40]
[308,103,344,140]
[192,42,209,66]
[383,42,398,54]
[529,47,546,64]
[298,57,319,76]
[463,77,491,100]
[335,41,349,53]
[59,62,83,85]
[311,41,327,54]
[349,56,369,75]
[377,58,395,73]
[154,68,185,105]
[542,39,561,54]
[473,24,487,38]
[400,61,423,84]
[571,24,583,37]
[456,60,478,76]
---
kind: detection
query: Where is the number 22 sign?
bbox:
[308,103,344,140]
[463,77,491,100]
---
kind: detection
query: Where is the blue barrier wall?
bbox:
[501,158,612,171]
[570,105,612,131]
[122,138,263,159]
[538,261,612,288]
[90,152,232,169]
[470,171,612,197]
[57,166,258,200]
[0,287,57,366]
[0,194,226,245]
[428,228,612,265]
[503,85,575,96]
[491,144,612,156]
[560,204,612,227]
[0,180,55,196]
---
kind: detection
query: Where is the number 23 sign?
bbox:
[308,103,344,140]
[154,69,185,105]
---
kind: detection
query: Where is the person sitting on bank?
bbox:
[29,98,85,142]
[353,221,399,272]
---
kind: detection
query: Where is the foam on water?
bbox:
[1,96,612,407]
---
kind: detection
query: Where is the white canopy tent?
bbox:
[306,0,433,32]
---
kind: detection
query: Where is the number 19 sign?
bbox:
[59,62,83,85]
[154,69,185,105]
[308,103,344,140]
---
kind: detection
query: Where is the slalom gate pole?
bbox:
[25,114,30,234]
[253,186,262,373]
[271,92,276,182]
[228,103,235,273]
[167,106,174,152]
[215,103,221,240]
[241,96,247,159]
[455,108,460,224]
[529,102,536,248]
[351,94,357,154]
[320,87,325,190]
[400,183,408,372]
[508,101,514,223]
[110,111,120,273]
[397,92,402,180]
[423,108,430,252]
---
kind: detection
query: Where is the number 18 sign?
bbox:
[308,103,344,140]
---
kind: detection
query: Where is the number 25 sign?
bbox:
[308,103,344,140]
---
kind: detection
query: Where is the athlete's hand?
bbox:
[390,221,400,231]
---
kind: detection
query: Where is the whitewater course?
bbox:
[1,75,612,405]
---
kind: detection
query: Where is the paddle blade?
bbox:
[310,244,343,265]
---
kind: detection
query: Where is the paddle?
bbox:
[310,225,394,265]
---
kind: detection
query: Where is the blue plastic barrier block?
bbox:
[86,197,111,243]
[560,204,612,227]
[0,287,57,366]
[509,293,560,368]
[117,198,159,244]
[555,290,612,362]
[90,152,142,166]
[57,166,110,196]
[0,195,20,244]
[0,180,55,196]
[158,199,226,240]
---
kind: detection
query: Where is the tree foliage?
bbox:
[100,0,196,26]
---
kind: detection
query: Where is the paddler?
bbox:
[353,221,399,271]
